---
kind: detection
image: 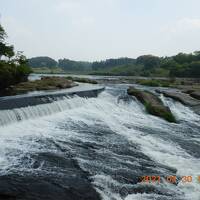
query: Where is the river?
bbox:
[0,79,200,200]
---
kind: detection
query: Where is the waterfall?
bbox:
[0,96,88,127]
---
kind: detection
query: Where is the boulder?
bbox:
[127,87,176,123]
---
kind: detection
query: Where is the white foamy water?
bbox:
[161,94,200,123]
[0,96,89,126]
[0,90,200,200]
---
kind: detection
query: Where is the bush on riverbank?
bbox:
[0,60,32,91]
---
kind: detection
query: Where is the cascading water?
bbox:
[0,85,200,200]
[0,96,90,126]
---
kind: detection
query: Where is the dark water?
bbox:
[0,85,200,200]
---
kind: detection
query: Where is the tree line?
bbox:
[28,53,200,77]
[28,57,92,72]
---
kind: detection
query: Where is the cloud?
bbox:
[55,0,82,13]
[181,18,200,29]
[53,0,96,28]
[163,18,200,34]
[2,17,34,50]
[1,0,200,60]
[158,18,200,56]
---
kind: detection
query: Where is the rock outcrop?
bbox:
[0,152,101,200]
[156,89,200,115]
[128,87,176,123]
[190,91,200,101]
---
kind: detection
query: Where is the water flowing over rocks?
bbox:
[0,84,200,200]
[0,153,101,200]
[156,89,200,115]
[0,85,105,110]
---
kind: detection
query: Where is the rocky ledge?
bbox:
[156,89,200,115]
[128,87,176,123]
[187,91,200,101]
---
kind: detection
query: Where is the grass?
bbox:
[136,79,171,87]
[66,76,98,84]
[32,67,65,74]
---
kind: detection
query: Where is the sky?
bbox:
[1,0,200,61]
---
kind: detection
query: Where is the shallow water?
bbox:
[0,85,199,200]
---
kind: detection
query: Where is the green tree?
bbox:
[136,55,161,69]
[0,24,14,60]
[0,24,32,92]
[0,24,6,41]
[173,53,194,64]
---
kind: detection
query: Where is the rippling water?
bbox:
[0,85,200,200]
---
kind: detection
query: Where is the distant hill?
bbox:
[28,57,57,68]
[58,59,92,72]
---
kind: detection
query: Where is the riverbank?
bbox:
[0,77,77,96]
[0,76,99,97]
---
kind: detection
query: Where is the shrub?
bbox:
[0,61,32,91]
[137,79,160,87]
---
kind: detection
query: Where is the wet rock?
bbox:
[127,87,176,123]
[0,152,101,200]
[156,89,200,115]
[190,91,200,101]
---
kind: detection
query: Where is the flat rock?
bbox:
[156,90,200,106]
[156,89,200,115]
[190,91,200,101]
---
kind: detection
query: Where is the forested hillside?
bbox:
[28,52,200,77]
[28,57,57,68]
[91,53,200,77]
[58,59,92,72]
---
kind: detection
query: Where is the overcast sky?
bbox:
[1,0,200,61]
